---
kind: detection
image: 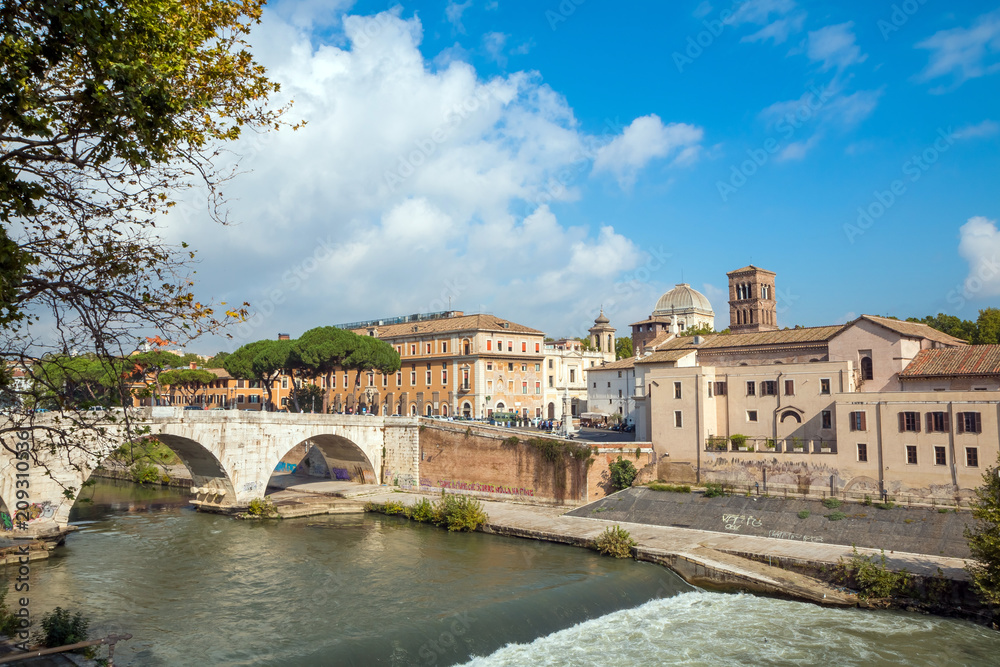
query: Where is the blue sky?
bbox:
[174,1,1000,352]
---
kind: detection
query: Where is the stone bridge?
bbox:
[0,409,420,537]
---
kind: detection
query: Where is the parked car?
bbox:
[183,406,203,411]
[87,406,106,412]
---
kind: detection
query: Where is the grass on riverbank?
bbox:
[102,438,182,484]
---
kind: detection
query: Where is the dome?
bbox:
[594,308,610,325]
[652,283,713,316]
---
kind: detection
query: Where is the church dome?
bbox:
[652,283,713,316]
[594,309,610,325]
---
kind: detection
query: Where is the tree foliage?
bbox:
[223,339,292,410]
[158,368,216,405]
[906,309,1000,344]
[614,336,632,360]
[965,453,1000,604]
[0,0,286,489]
[609,455,638,491]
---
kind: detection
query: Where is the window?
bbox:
[674,381,682,399]
[396,372,402,386]
[821,410,832,429]
[487,340,492,351]
[906,445,918,465]
[548,376,554,387]
[535,342,540,353]
[535,364,540,371]
[860,356,873,381]
[249,395,260,404]
[569,369,576,383]
[522,342,527,352]
[747,410,758,422]
[281,378,288,389]
[397,345,403,356]
[441,369,448,384]
[507,341,513,351]
[522,382,528,394]
[714,382,727,396]
[237,379,245,389]
[849,411,867,431]
[617,371,622,378]
[857,443,868,462]
[487,380,493,392]
[957,412,982,434]
[927,412,949,433]
[463,369,470,390]
[410,344,416,356]
[820,379,830,394]
[548,359,553,369]
[426,343,432,354]
[237,394,244,404]
[383,373,388,387]
[486,362,493,371]
[442,342,447,353]
[521,364,527,372]
[934,446,946,466]
[746,381,756,396]
[784,379,794,396]
[967,447,979,467]
[368,373,375,387]
[674,411,683,428]
[607,381,611,387]
[708,383,713,398]
[761,381,776,396]
[410,371,416,386]
[535,382,541,394]
[898,411,920,432]
[618,389,622,398]
[508,362,514,371]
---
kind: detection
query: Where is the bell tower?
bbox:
[727,265,777,333]
[588,309,617,363]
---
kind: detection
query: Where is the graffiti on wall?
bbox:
[431,478,535,497]
[332,468,351,481]
[1,502,56,530]
[722,513,762,531]
[274,461,298,474]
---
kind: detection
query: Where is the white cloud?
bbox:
[164,8,682,350]
[592,115,703,189]
[727,0,797,27]
[917,8,1000,90]
[958,216,1000,298]
[483,31,508,65]
[742,14,805,45]
[952,120,1000,140]
[445,0,473,34]
[807,22,867,71]
[776,133,822,161]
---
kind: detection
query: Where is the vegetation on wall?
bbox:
[609,456,638,491]
[965,453,1000,604]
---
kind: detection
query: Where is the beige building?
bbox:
[630,283,715,352]
[542,338,605,421]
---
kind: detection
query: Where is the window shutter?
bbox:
[974,412,982,433]
[898,412,904,432]
[943,412,950,432]
[915,413,920,433]
[859,412,866,431]
[957,413,965,434]
[926,413,933,432]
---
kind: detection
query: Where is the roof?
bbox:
[636,349,698,365]
[593,308,610,325]
[352,313,542,338]
[900,346,1000,378]
[695,325,845,350]
[629,314,674,327]
[727,264,776,276]
[204,368,233,379]
[593,357,637,371]
[850,315,968,346]
[652,283,714,316]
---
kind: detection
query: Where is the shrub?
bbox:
[244,496,278,518]
[38,607,89,649]
[382,500,406,515]
[609,456,638,491]
[826,511,846,521]
[432,495,488,532]
[729,434,747,449]
[863,495,872,506]
[703,483,725,498]
[822,498,842,509]
[648,483,690,493]
[707,436,728,451]
[409,498,435,523]
[875,501,896,510]
[765,439,776,449]
[129,462,160,485]
[798,510,811,519]
[593,525,636,559]
[835,547,911,600]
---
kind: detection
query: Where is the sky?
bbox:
[167,0,1000,354]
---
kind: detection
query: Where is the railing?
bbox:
[705,436,837,454]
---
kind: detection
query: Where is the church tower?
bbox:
[727,265,777,333]
[588,309,617,363]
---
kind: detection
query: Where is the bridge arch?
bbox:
[133,434,238,506]
[270,433,378,487]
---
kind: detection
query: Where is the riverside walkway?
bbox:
[281,484,971,607]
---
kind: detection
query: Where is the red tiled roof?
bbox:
[855,315,968,346]
[900,346,1000,378]
[352,313,542,338]
[594,357,637,370]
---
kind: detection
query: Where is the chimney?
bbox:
[278,333,290,340]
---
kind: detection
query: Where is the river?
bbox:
[13,481,1000,666]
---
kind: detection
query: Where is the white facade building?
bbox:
[586,357,639,426]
